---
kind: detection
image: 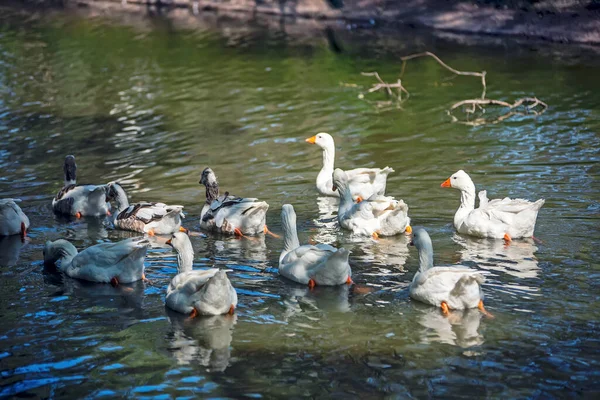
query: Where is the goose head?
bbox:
[166,231,194,272]
[43,239,78,269]
[441,170,475,192]
[409,227,432,249]
[331,168,349,192]
[199,167,218,186]
[105,182,129,210]
[305,132,334,150]
[166,231,193,253]
[63,155,77,186]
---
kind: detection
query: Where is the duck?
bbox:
[166,231,237,317]
[332,168,411,238]
[279,204,352,288]
[51,155,111,218]
[106,182,185,236]
[199,167,276,237]
[409,227,492,316]
[0,199,30,238]
[305,132,394,200]
[43,237,149,285]
[441,170,545,241]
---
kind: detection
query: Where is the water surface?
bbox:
[0,5,599,398]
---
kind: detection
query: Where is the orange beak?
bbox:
[166,238,172,245]
[179,226,189,233]
[305,136,317,144]
[441,178,452,188]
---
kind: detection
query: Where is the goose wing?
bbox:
[117,202,184,224]
[479,196,544,225]
[281,244,336,266]
[169,268,220,294]
[72,238,148,269]
[416,266,486,287]
[345,168,379,185]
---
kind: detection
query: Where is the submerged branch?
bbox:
[349,51,546,126]
[448,97,548,126]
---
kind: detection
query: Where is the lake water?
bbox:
[1,4,599,398]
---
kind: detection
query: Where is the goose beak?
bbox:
[179,227,189,234]
[305,136,317,144]
[441,178,451,188]
[166,238,172,246]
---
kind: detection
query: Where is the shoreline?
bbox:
[58,0,600,45]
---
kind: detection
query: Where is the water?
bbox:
[1,4,599,398]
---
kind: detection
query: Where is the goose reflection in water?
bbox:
[453,234,540,278]
[281,284,351,321]
[0,235,26,267]
[416,304,484,348]
[44,274,148,323]
[166,309,237,372]
[350,235,410,270]
[315,196,339,226]
[211,234,268,263]
[53,214,110,242]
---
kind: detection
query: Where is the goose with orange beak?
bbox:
[409,227,493,318]
[279,204,352,288]
[332,168,411,238]
[165,231,237,317]
[105,182,185,236]
[305,132,394,200]
[441,170,544,242]
[199,167,278,238]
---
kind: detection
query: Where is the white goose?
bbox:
[306,132,394,200]
[0,199,30,238]
[106,182,185,236]
[43,237,149,285]
[166,232,237,317]
[51,155,111,217]
[333,169,411,238]
[199,167,274,237]
[409,227,492,316]
[441,170,545,241]
[279,204,352,287]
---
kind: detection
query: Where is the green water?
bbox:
[0,5,599,398]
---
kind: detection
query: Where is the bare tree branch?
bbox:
[348,51,547,126]
[400,51,487,99]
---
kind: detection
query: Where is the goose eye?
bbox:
[453,177,457,179]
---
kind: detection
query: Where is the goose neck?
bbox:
[321,145,335,172]
[281,211,300,253]
[205,182,219,205]
[417,244,434,273]
[337,184,354,216]
[459,185,476,211]
[175,243,194,273]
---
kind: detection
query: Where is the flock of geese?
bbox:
[0,132,545,320]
